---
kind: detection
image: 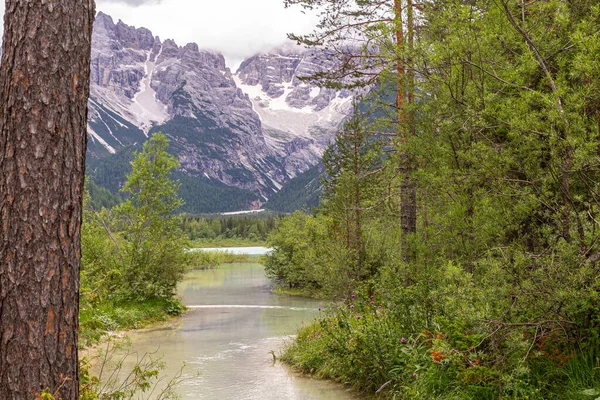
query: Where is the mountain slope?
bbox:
[264,163,324,213]
[86,13,351,212]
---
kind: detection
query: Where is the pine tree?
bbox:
[322,104,385,277]
[0,1,95,397]
[285,0,419,259]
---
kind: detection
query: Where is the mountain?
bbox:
[86,12,351,212]
[264,163,324,213]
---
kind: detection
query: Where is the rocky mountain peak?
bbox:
[87,12,353,212]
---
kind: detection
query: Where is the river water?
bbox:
[120,252,357,399]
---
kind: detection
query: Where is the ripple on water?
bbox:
[122,263,358,400]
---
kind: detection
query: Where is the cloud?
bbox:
[0,1,318,69]
[102,0,163,6]
[96,0,318,69]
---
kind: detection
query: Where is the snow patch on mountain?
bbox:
[86,12,354,206]
[130,48,169,134]
[87,124,116,154]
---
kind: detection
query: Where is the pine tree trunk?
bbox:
[0,1,95,398]
[395,0,417,261]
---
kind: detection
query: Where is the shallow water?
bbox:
[121,263,357,399]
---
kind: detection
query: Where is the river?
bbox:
[118,248,357,399]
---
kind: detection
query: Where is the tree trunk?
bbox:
[395,0,417,261]
[0,1,95,399]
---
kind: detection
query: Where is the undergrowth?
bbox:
[79,297,185,348]
[282,266,600,399]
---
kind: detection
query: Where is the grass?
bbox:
[79,297,186,348]
[186,250,253,269]
[272,285,325,299]
[280,290,600,400]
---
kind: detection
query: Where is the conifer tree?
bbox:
[0,1,95,398]
[285,0,419,259]
[322,104,385,276]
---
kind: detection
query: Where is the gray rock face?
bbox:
[234,49,353,180]
[91,12,154,98]
[149,38,286,194]
[236,50,346,111]
[87,12,352,206]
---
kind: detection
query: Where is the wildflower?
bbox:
[377,305,382,309]
[369,295,374,299]
[318,308,321,311]
[356,316,361,319]
[351,294,356,298]
[370,301,374,305]
[401,337,406,343]
[412,373,417,377]
[429,350,446,363]
[350,305,354,309]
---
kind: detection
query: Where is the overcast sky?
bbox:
[0,0,319,69]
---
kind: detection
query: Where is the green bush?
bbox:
[80,133,190,345]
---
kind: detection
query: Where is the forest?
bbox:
[182,214,276,244]
[262,0,600,398]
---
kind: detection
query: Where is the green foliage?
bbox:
[107,133,188,300]
[265,109,399,295]
[276,1,600,398]
[283,264,600,399]
[186,250,250,269]
[79,297,185,347]
[266,211,336,292]
[182,214,276,243]
[81,133,189,345]
[189,237,266,248]
[85,180,121,210]
[265,210,400,295]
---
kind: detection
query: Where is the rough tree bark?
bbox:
[395,0,417,261]
[0,1,95,398]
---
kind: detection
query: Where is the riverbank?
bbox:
[187,249,252,269]
[79,297,186,348]
[187,247,269,269]
[271,285,325,299]
[279,279,599,400]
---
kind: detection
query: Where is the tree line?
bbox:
[182,215,276,242]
